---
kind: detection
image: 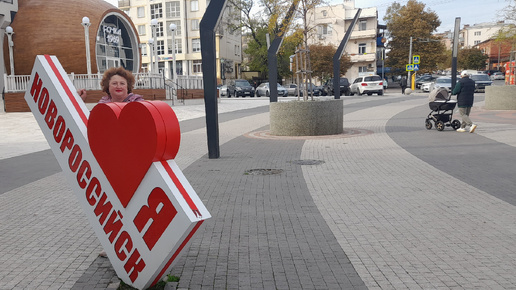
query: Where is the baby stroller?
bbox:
[425,87,461,131]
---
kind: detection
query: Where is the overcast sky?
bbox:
[332,0,511,33]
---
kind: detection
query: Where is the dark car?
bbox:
[415,75,436,89]
[227,79,255,97]
[470,74,493,92]
[322,77,350,96]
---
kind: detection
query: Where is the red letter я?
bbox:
[133,187,176,251]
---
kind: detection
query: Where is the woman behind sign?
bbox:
[78,67,144,103]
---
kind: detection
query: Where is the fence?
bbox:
[3,73,205,93]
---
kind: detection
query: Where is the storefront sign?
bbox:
[24,55,210,289]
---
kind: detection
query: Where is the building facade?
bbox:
[119,0,242,82]
[460,21,509,48]
[306,0,378,81]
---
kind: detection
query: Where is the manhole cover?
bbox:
[291,159,325,165]
[244,169,284,175]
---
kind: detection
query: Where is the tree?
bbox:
[308,44,351,81]
[458,48,489,70]
[384,0,446,74]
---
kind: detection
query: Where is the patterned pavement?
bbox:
[1,92,515,289]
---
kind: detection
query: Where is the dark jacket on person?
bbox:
[400,77,407,87]
[452,76,475,107]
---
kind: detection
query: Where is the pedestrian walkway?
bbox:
[1,93,515,289]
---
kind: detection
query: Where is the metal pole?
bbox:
[151,19,158,73]
[200,0,227,159]
[170,23,177,101]
[333,9,361,99]
[5,27,14,76]
[408,36,412,81]
[81,17,92,75]
[451,17,461,88]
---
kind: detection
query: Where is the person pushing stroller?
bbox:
[452,71,477,133]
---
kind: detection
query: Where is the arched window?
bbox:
[96,13,139,73]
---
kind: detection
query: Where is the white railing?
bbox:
[4,73,205,93]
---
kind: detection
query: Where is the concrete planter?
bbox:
[485,86,516,110]
[270,99,343,136]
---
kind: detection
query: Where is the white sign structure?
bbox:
[24,55,210,289]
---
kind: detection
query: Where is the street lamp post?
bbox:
[169,23,177,100]
[151,19,158,74]
[5,26,14,76]
[81,17,92,76]
[148,38,154,73]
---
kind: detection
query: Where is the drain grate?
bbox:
[244,169,284,175]
[291,159,325,165]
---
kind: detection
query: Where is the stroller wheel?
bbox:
[451,119,461,130]
[436,121,445,131]
[425,119,433,130]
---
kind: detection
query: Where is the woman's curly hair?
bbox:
[100,67,135,95]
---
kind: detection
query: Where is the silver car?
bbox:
[255,82,288,97]
[430,77,452,92]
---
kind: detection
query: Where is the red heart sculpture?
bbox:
[88,101,181,208]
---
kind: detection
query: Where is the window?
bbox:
[168,39,182,54]
[167,20,181,36]
[474,31,481,36]
[322,10,327,17]
[191,0,199,11]
[358,43,366,54]
[192,38,201,52]
[193,60,202,73]
[157,40,165,55]
[137,7,145,18]
[191,19,200,31]
[141,45,147,56]
[358,66,367,73]
[359,20,367,31]
[150,3,163,19]
[138,25,146,36]
[166,1,180,18]
[156,22,164,37]
[474,40,481,45]
[318,24,332,36]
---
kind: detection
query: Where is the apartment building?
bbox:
[460,21,509,48]
[307,0,378,81]
[119,0,242,81]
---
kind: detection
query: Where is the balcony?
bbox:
[118,0,130,7]
[349,53,376,63]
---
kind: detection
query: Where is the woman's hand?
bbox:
[77,89,87,101]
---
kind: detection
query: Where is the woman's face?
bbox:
[108,74,128,102]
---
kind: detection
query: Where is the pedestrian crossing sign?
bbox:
[414,64,420,71]
[406,64,414,71]
[413,55,420,64]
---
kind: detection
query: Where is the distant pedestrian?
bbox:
[452,71,477,133]
[400,76,407,94]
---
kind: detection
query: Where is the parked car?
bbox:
[287,84,300,96]
[490,71,505,80]
[350,75,384,96]
[470,74,493,92]
[421,82,433,92]
[429,77,452,92]
[322,77,350,96]
[217,84,228,96]
[300,83,322,96]
[255,82,288,97]
[227,79,255,97]
[415,75,436,89]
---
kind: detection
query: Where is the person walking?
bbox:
[400,76,407,94]
[452,71,477,133]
